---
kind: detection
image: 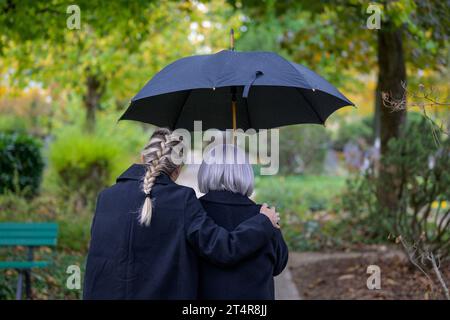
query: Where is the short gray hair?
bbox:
[198,144,254,197]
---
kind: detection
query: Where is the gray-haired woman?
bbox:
[197,144,288,300]
[84,128,279,299]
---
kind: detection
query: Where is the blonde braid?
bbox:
[140,128,183,226]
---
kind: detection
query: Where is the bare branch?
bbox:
[428,253,450,300]
[398,234,450,299]
[383,81,450,111]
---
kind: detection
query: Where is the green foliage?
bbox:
[237,0,375,86]
[0,131,44,196]
[340,172,391,243]
[46,107,151,209]
[0,115,27,134]
[386,117,450,254]
[93,111,150,167]
[1,1,242,115]
[237,0,449,85]
[278,125,330,174]
[255,175,346,250]
[342,116,450,255]
[48,127,120,210]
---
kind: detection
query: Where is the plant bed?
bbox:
[289,248,449,300]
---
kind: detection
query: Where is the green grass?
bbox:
[255,175,346,214]
[255,175,347,251]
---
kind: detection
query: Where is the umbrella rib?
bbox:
[282,58,313,90]
[296,88,324,124]
[172,90,193,129]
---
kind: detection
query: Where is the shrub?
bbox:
[0,191,92,253]
[342,116,450,256]
[386,118,450,255]
[278,125,330,175]
[48,128,121,210]
[333,116,373,151]
[0,131,44,196]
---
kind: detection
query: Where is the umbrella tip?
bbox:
[230,28,235,51]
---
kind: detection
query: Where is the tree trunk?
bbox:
[83,74,103,132]
[373,82,381,143]
[376,26,407,214]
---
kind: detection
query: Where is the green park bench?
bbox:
[0,223,58,300]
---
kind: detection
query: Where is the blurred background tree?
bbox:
[1,0,241,131]
[232,0,449,217]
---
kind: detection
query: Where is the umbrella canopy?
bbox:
[119,50,354,131]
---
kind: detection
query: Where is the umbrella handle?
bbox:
[232,100,237,131]
[230,98,237,143]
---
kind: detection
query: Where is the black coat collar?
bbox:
[199,190,255,206]
[116,164,173,185]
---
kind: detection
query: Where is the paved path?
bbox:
[274,267,302,300]
[288,249,406,267]
[177,163,301,300]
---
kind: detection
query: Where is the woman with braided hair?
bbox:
[84,128,280,299]
[139,128,184,226]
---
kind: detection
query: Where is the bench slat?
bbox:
[0,261,50,269]
[0,223,58,231]
[0,223,58,247]
[0,231,58,238]
[0,239,57,246]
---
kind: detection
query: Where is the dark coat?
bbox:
[198,191,288,300]
[83,164,275,300]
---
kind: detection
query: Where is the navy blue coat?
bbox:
[83,164,275,300]
[198,191,288,300]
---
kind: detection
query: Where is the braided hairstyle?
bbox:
[140,128,183,226]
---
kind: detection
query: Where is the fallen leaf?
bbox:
[338,274,355,281]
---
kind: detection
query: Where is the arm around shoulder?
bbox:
[183,189,276,266]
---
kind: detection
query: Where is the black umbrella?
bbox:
[120,31,354,131]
